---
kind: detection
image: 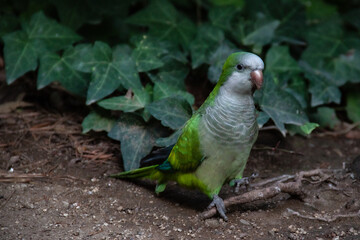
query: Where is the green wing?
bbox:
[164,85,218,172]
[167,113,203,171]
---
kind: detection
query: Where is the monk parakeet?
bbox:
[112,52,264,220]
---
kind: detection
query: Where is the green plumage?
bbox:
[112,52,264,219]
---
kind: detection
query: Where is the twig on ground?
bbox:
[286,208,360,222]
[0,172,46,183]
[253,146,304,156]
[0,172,87,183]
[0,190,16,209]
[201,169,344,219]
[316,122,360,137]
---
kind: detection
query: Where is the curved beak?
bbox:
[250,70,263,89]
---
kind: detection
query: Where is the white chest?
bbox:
[199,88,258,156]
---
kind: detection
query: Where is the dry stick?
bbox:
[202,182,302,219]
[316,122,360,137]
[201,169,338,219]
[287,208,360,223]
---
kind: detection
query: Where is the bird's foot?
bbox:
[231,172,258,193]
[207,194,228,221]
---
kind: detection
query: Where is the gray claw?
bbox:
[208,194,228,221]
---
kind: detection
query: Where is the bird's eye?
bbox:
[236,64,244,71]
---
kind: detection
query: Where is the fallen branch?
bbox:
[201,169,342,219]
[316,122,360,137]
[0,172,87,183]
[0,172,46,183]
[287,208,360,222]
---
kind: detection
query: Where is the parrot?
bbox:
[112,52,264,220]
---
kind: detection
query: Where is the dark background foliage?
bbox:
[1,0,359,170]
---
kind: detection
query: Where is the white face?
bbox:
[222,53,264,95]
[222,69,254,95]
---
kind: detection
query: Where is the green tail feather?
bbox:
[110,165,158,179]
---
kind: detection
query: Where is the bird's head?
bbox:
[219,52,264,95]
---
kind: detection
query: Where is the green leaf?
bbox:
[310,107,340,129]
[82,110,117,133]
[150,57,189,90]
[208,42,238,83]
[153,81,194,105]
[2,11,81,84]
[242,20,280,47]
[23,11,81,51]
[86,41,142,104]
[68,44,98,73]
[190,25,225,69]
[127,0,196,47]
[288,122,319,136]
[156,129,182,147]
[334,50,360,83]
[265,45,300,75]
[146,96,192,130]
[209,6,240,30]
[131,35,168,72]
[301,19,349,65]
[37,49,90,96]
[98,88,151,112]
[305,0,338,22]
[257,111,270,128]
[300,61,341,107]
[108,113,162,171]
[284,75,308,109]
[346,92,360,124]
[3,31,38,84]
[256,74,308,135]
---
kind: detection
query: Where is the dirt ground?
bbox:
[1,77,360,240]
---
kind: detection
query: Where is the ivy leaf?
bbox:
[127,0,196,47]
[209,6,240,31]
[153,81,194,105]
[146,96,192,130]
[265,45,300,75]
[3,11,81,84]
[284,75,308,109]
[98,88,151,112]
[67,43,97,73]
[3,31,38,84]
[208,42,238,83]
[82,110,117,133]
[346,91,360,124]
[156,129,182,147]
[37,50,90,96]
[288,122,319,136]
[257,111,270,128]
[256,74,308,135]
[23,11,81,52]
[108,113,162,171]
[86,41,142,104]
[300,61,341,106]
[310,107,340,129]
[334,50,360,84]
[242,20,280,47]
[190,25,224,69]
[301,19,348,64]
[150,57,189,90]
[131,35,169,72]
